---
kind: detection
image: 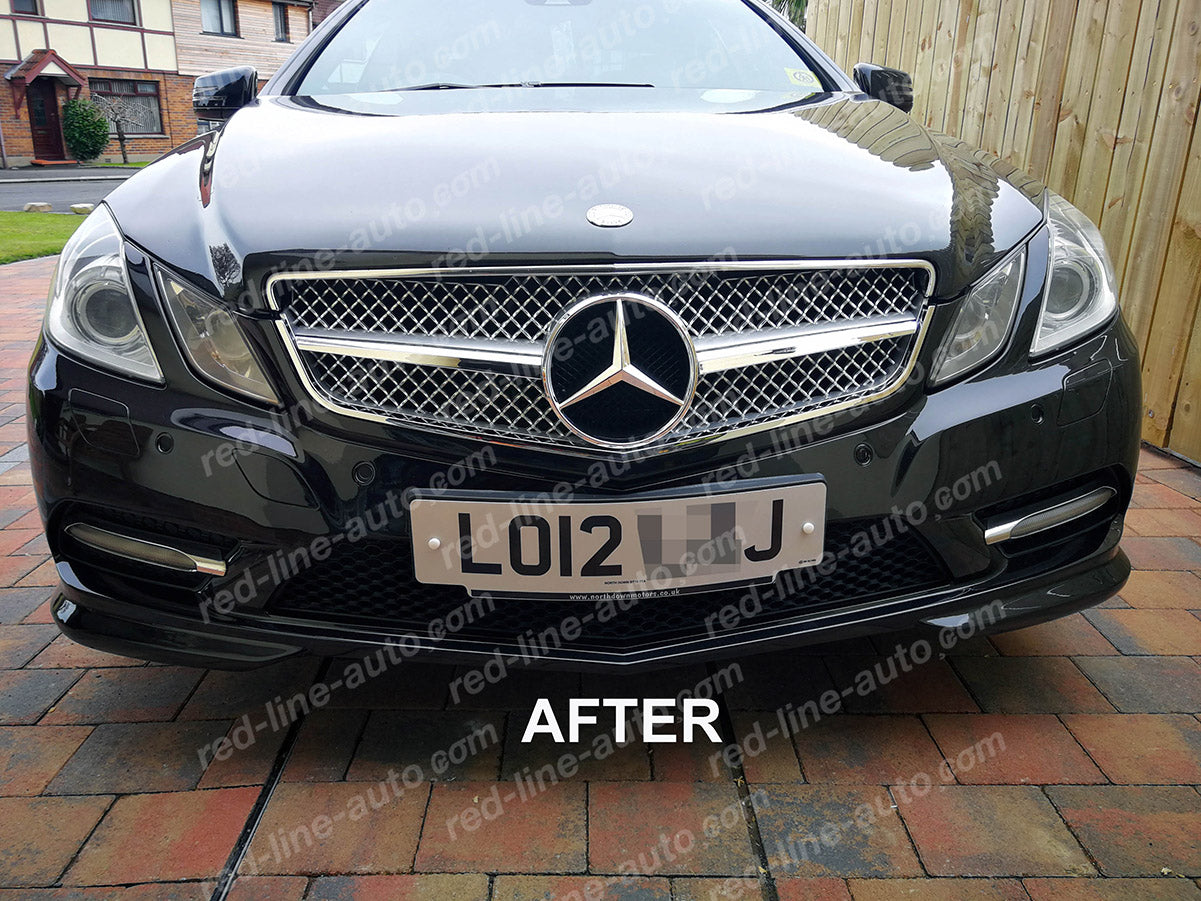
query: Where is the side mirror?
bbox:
[852,63,914,113]
[193,66,259,122]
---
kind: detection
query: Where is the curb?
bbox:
[0,175,134,184]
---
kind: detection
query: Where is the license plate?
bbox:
[408,478,826,598]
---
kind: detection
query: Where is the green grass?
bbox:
[0,211,84,264]
[84,160,151,168]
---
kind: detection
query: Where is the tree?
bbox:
[90,93,156,165]
[772,0,806,28]
[61,99,110,162]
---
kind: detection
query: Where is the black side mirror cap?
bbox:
[193,66,259,122]
[852,63,914,113]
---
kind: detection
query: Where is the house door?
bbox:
[28,80,66,160]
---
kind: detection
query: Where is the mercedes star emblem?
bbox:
[543,294,697,448]
[586,204,635,228]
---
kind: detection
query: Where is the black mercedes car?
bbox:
[28,0,1140,669]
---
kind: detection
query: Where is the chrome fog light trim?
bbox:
[66,523,227,576]
[983,487,1117,545]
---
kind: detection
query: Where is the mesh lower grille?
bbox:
[265,520,950,652]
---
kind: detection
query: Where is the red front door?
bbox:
[28,79,66,161]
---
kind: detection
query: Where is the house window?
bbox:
[273,1,289,41]
[90,79,164,135]
[90,0,137,24]
[11,0,40,15]
[201,0,237,35]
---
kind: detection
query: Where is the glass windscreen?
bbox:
[296,0,824,96]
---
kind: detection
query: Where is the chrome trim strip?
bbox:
[272,305,936,459]
[983,487,1117,545]
[292,314,917,380]
[292,330,543,378]
[66,524,228,577]
[264,258,938,310]
[694,314,919,374]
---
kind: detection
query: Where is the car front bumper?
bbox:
[28,285,1142,669]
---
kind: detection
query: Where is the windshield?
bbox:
[296,0,824,96]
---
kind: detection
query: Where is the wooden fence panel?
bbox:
[805,0,1201,461]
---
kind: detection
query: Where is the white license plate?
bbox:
[409,480,826,598]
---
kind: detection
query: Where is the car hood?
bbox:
[105,91,1045,307]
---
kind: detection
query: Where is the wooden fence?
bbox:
[806,0,1201,461]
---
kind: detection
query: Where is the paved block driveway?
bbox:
[1,256,1200,900]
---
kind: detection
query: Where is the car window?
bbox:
[296,0,824,96]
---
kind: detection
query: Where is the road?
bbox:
[0,179,124,212]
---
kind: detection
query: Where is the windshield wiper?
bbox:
[384,82,516,92]
[385,81,655,92]
[518,81,655,88]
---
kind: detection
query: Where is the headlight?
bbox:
[45,205,162,382]
[1032,192,1119,355]
[157,272,279,405]
[930,247,1025,387]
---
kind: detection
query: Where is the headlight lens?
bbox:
[930,247,1025,387]
[45,205,162,382]
[158,272,279,405]
[1033,192,1119,355]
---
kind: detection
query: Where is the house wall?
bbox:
[0,68,193,164]
[173,0,309,77]
[807,0,1201,461]
[0,0,176,69]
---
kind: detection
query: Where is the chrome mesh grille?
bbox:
[301,336,911,448]
[680,338,909,438]
[276,264,931,453]
[277,267,927,341]
[305,352,571,443]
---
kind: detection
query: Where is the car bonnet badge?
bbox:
[586,204,635,228]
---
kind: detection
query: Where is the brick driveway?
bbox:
[1,255,1200,900]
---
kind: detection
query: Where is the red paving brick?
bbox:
[989,615,1118,656]
[1121,537,1201,571]
[244,782,430,876]
[896,785,1094,876]
[1047,786,1201,877]
[773,878,853,900]
[1023,877,1201,900]
[1063,714,1201,784]
[589,782,756,876]
[46,721,230,794]
[65,788,259,885]
[752,784,921,878]
[226,876,310,901]
[1085,609,1201,655]
[674,877,768,900]
[0,795,112,887]
[846,878,1028,899]
[1125,507,1201,537]
[306,874,491,899]
[1117,571,1201,609]
[790,715,946,785]
[728,710,804,783]
[952,657,1115,714]
[1129,483,1198,509]
[417,781,585,874]
[41,666,204,724]
[0,725,92,796]
[491,874,670,900]
[923,714,1105,785]
[0,669,81,724]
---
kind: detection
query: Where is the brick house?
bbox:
[0,0,310,166]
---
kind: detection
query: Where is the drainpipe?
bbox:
[0,117,7,170]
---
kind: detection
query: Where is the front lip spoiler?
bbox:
[51,538,1130,671]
